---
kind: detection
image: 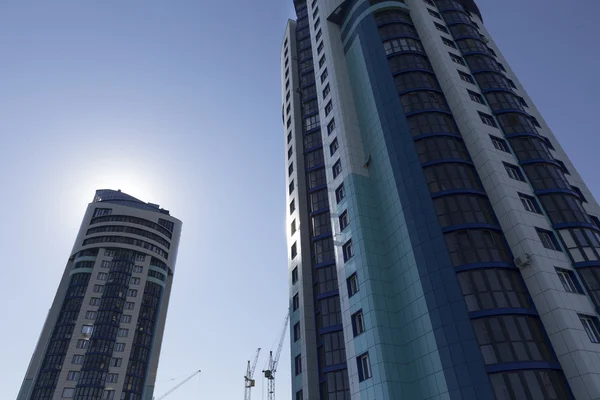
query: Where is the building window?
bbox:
[104,249,115,257]
[290,199,296,214]
[130,277,140,285]
[72,354,84,365]
[490,135,509,152]
[339,210,349,231]
[296,390,303,400]
[110,358,122,367]
[428,9,441,19]
[295,355,302,375]
[101,260,111,268]
[590,215,600,229]
[554,159,570,175]
[323,84,330,98]
[330,138,339,155]
[335,183,345,203]
[114,343,125,352]
[289,180,294,195]
[449,52,465,65]
[319,55,326,68]
[291,220,297,236]
[555,268,582,294]
[423,0,435,5]
[325,100,333,116]
[348,273,359,297]
[458,70,475,84]
[288,146,293,159]
[314,17,320,29]
[106,373,118,383]
[343,240,354,262]
[579,315,600,343]
[291,242,297,259]
[93,284,104,293]
[435,23,449,33]
[133,265,143,273]
[76,339,89,349]
[357,353,372,381]
[287,132,292,144]
[81,325,94,335]
[120,314,132,323]
[124,301,135,310]
[352,310,365,336]
[467,90,485,104]
[62,388,75,398]
[571,186,587,203]
[504,163,525,182]
[332,159,342,178]
[536,228,560,251]
[294,322,301,342]
[321,69,328,83]
[293,293,299,311]
[66,371,80,381]
[127,289,137,297]
[316,29,322,41]
[97,272,107,281]
[117,328,129,337]
[85,310,97,320]
[292,267,298,284]
[442,37,457,49]
[518,193,541,214]
[317,42,324,54]
[479,112,497,127]
[288,163,294,176]
[327,118,336,135]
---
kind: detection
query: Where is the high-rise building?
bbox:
[18,189,182,400]
[282,1,600,399]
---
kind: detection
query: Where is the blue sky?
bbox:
[1,0,599,399]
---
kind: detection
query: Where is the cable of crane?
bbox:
[153,369,201,400]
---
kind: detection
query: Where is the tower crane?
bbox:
[263,311,290,400]
[244,348,261,400]
[153,369,201,400]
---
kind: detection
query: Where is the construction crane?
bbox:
[154,369,201,400]
[263,311,290,400]
[244,348,261,400]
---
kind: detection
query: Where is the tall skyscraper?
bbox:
[282,1,600,399]
[18,189,182,400]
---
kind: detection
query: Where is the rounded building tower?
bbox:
[18,189,182,400]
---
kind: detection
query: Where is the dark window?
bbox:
[288,163,294,176]
[319,331,346,366]
[292,267,298,284]
[458,70,475,84]
[335,183,345,203]
[558,228,600,263]
[291,220,296,235]
[536,228,560,251]
[339,210,349,231]
[383,37,424,55]
[317,42,324,54]
[590,215,600,228]
[485,92,524,112]
[468,90,485,104]
[287,132,292,144]
[327,118,336,135]
[428,9,441,19]
[445,229,511,266]
[571,185,588,203]
[509,136,552,161]
[433,194,496,227]
[518,193,541,214]
[312,212,332,236]
[490,136,509,152]
[457,268,531,312]
[441,37,457,49]
[449,52,465,65]
[504,163,525,182]
[343,240,354,262]
[479,112,497,127]
[473,315,555,364]
[323,84,330,98]
[305,148,324,169]
[490,370,570,400]
[317,296,342,329]
[308,168,326,190]
[291,243,298,259]
[539,193,588,224]
[394,71,440,93]
[441,10,471,24]
[304,130,322,149]
[309,190,328,212]
[304,114,320,131]
[388,53,432,74]
[316,29,322,41]
[408,112,458,136]
[290,199,295,214]
[497,113,537,135]
[320,69,328,84]
[296,390,303,400]
[352,310,365,336]
[465,54,502,73]
[330,138,339,155]
[288,147,293,159]
[475,72,513,91]
[357,353,372,381]
[554,159,570,175]
[314,238,335,264]
[378,22,418,39]
[555,268,583,294]
[400,91,449,113]
[579,315,600,343]
[374,9,413,26]
[424,163,481,193]
[289,180,294,195]
[523,164,570,191]
[294,322,301,341]
[333,159,342,178]
[293,293,299,311]
[316,265,338,294]
[319,55,326,68]
[456,38,488,54]
[415,136,469,163]
[295,355,302,375]
[347,273,359,297]
[435,23,448,33]
[579,268,600,307]
[449,23,479,39]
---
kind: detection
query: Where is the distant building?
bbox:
[282,1,600,399]
[19,189,182,400]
